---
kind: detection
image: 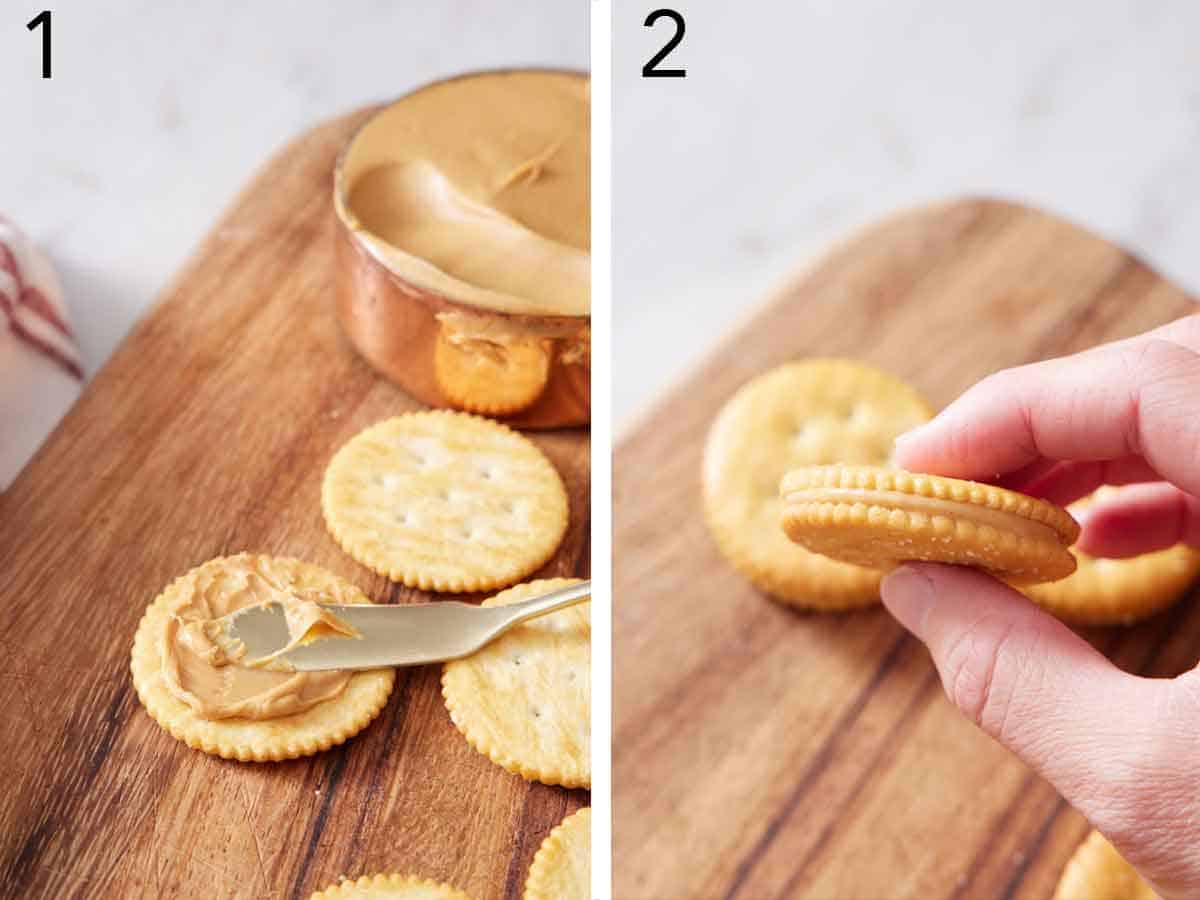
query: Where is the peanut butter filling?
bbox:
[782,488,1064,544]
[339,70,590,318]
[160,556,361,720]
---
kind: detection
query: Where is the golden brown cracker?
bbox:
[702,359,934,608]
[1025,544,1200,626]
[524,807,590,900]
[442,578,589,788]
[130,555,394,762]
[322,411,569,593]
[1054,830,1159,900]
[1025,489,1200,625]
[434,330,551,417]
[311,874,475,900]
[780,465,1080,583]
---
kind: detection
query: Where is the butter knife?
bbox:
[221,580,590,671]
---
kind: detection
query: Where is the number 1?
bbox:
[27,10,51,79]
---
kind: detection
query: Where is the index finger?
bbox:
[892,317,1200,499]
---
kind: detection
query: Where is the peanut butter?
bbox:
[782,488,1061,543]
[338,70,590,318]
[160,556,360,720]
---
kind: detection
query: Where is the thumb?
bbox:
[881,563,1200,898]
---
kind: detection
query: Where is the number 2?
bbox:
[642,9,686,78]
[27,10,51,79]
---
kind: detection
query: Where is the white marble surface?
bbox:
[0,0,587,378]
[614,0,1200,428]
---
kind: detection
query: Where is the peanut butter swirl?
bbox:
[338,70,590,318]
[160,555,363,721]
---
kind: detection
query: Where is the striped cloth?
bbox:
[0,217,83,490]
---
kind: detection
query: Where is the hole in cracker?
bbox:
[531,707,542,718]
[511,655,522,666]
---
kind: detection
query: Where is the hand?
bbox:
[880,314,1200,899]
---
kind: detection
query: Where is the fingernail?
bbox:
[881,565,938,639]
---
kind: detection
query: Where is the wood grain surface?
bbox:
[0,109,589,900]
[613,198,1200,899]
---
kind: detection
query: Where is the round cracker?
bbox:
[1026,545,1200,626]
[311,874,474,900]
[442,578,589,787]
[780,464,1080,583]
[130,554,395,762]
[1025,489,1200,625]
[434,331,551,417]
[1053,830,1158,900]
[702,359,934,609]
[524,807,590,900]
[322,411,569,593]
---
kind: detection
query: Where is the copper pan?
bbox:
[332,69,590,429]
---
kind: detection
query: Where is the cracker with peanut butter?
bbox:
[322,411,569,593]
[1023,487,1200,625]
[524,807,590,900]
[310,873,475,900]
[434,327,551,417]
[130,554,394,762]
[780,465,1080,583]
[1053,830,1159,900]
[702,359,934,609]
[441,579,589,788]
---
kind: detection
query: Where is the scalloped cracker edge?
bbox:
[311,873,476,900]
[524,807,591,900]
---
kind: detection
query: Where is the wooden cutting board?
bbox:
[614,198,1200,899]
[0,109,589,900]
